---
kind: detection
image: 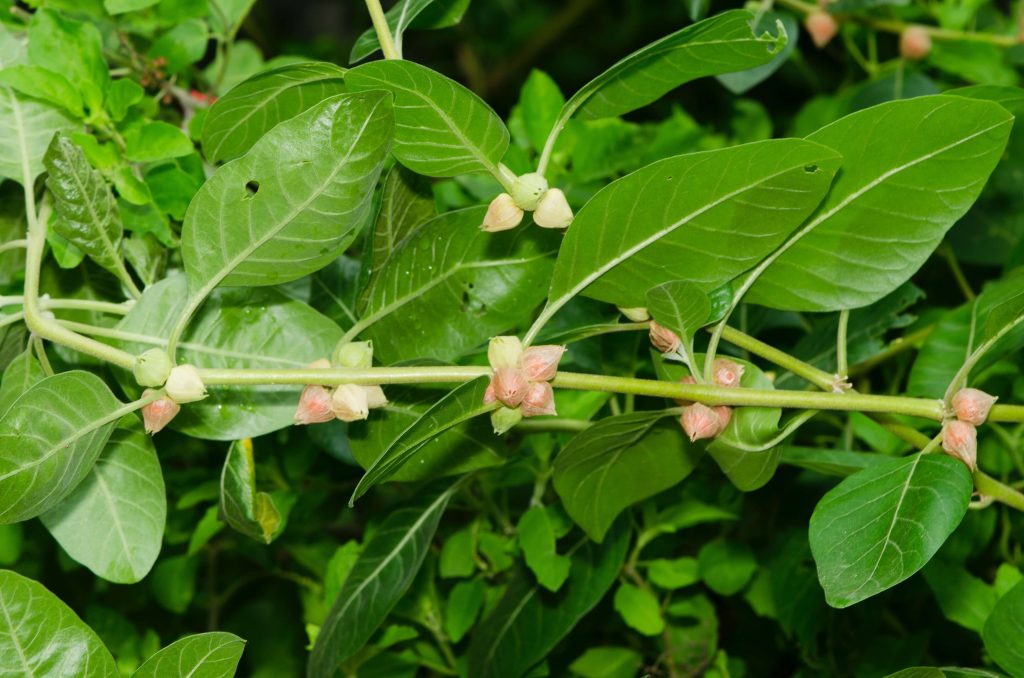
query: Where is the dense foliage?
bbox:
[1,0,1024,676]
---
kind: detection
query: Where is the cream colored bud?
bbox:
[482,193,524,232]
[491,406,523,435]
[362,385,388,409]
[333,341,373,369]
[164,364,207,403]
[133,349,172,388]
[942,420,978,470]
[618,306,650,322]
[674,375,697,407]
[900,25,932,60]
[805,11,838,48]
[521,381,556,418]
[649,321,681,354]
[680,403,722,442]
[307,358,332,370]
[294,385,335,425]
[488,335,523,370]
[491,367,529,408]
[331,384,369,422]
[141,391,180,434]
[952,388,997,426]
[713,359,745,388]
[510,172,549,211]
[521,345,566,382]
[533,188,573,229]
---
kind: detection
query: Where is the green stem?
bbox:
[515,418,593,433]
[941,243,975,301]
[364,0,401,60]
[0,239,27,255]
[944,312,1024,405]
[32,336,54,376]
[975,471,1024,511]
[718,325,835,390]
[836,309,850,379]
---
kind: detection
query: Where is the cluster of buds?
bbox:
[294,342,388,425]
[805,10,839,48]
[483,336,566,434]
[482,172,574,232]
[649,321,681,355]
[941,388,998,470]
[678,359,745,443]
[137,354,208,434]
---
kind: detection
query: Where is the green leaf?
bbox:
[907,305,972,398]
[40,418,165,584]
[444,578,485,643]
[517,506,571,592]
[28,9,108,112]
[541,138,840,314]
[809,454,973,608]
[124,122,195,163]
[105,79,143,122]
[779,446,890,477]
[365,164,436,291]
[716,12,797,95]
[646,280,711,346]
[0,88,76,187]
[980,268,1024,344]
[698,539,757,595]
[466,524,629,678]
[923,559,998,633]
[148,20,209,74]
[220,439,285,544]
[518,69,565,154]
[201,61,347,164]
[349,378,495,504]
[0,569,118,676]
[647,557,700,590]
[308,484,454,675]
[0,371,126,524]
[345,60,508,177]
[350,0,469,62]
[0,65,84,117]
[0,348,43,416]
[569,647,643,678]
[983,579,1024,676]
[182,92,392,295]
[552,411,702,542]
[104,0,159,14]
[43,134,126,279]
[613,583,664,636]
[356,207,558,363]
[747,96,1013,311]
[133,632,245,677]
[114,275,343,440]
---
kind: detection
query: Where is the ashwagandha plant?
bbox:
[2,0,1024,675]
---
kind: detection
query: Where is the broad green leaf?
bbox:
[647,557,700,589]
[983,579,1024,677]
[445,578,485,643]
[28,9,108,112]
[541,138,840,316]
[716,12,797,95]
[980,268,1024,344]
[105,79,143,122]
[0,371,126,524]
[124,121,194,163]
[698,539,756,595]
[356,207,558,363]
[552,411,702,542]
[40,418,165,584]
[0,348,43,416]
[517,506,571,592]
[201,61,347,164]
[923,559,998,633]
[114,275,343,440]
[613,583,664,636]
[907,305,972,398]
[134,632,245,677]
[345,60,508,177]
[809,454,972,608]
[350,0,470,62]
[466,524,629,678]
[349,377,495,504]
[0,569,118,677]
[308,484,454,676]
[364,164,436,294]
[518,69,565,154]
[104,0,159,14]
[779,446,890,477]
[220,439,285,544]
[747,96,1013,311]
[43,134,126,279]
[208,0,257,36]
[0,88,76,186]
[148,20,209,74]
[0,65,83,117]
[569,647,643,678]
[646,280,711,346]
[182,92,392,295]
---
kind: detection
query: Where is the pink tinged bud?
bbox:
[521,345,566,382]
[900,25,932,60]
[942,420,978,470]
[142,392,180,435]
[488,335,523,370]
[649,321,681,354]
[713,405,733,431]
[680,403,722,442]
[533,188,574,229]
[362,385,388,409]
[482,193,524,232]
[491,367,529,408]
[713,359,745,388]
[331,384,369,422]
[805,11,838,48]
[483,383,497,405]
[521,381,557,418]
[674,375,697,407]
[294,385,335,425]
[952,388,998,426]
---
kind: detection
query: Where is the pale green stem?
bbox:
[944,312,1024,405]
[0,295,133,315]
[941,243,975,301]
[32,335,53,376]
[975,471,1024,511]
[515,418,593,433]
[365,0,401,60]
[717,325,835,389]
[836,309,850,379]
[0,239,27,255]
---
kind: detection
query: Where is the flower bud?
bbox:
[362,385,388,409]
[674,375,697,407]
[649,321,681,354]
[483,383,497,405]
[713,405,733,431]
[521,345,566,382]
[521,381,556,418]
[482,193,524,232]
[900,25,932,60]
[164,364,207,403]
[618,306,650,322]
[141,391,180,434]
[952,388,998,426]
[805,11,838,48]
[308,358,332,370]
[712,359,745,388]
[533,188,573,229]
[680,403,723,442]
[333,341,373,369]
[491,406,523,435]
[331,383,369,422]
[488,335,523,370]
[491,367,529,408]
[942,420,977,470]
[133,348,172,388]
[294,385,335,425]
[510,172,549,211]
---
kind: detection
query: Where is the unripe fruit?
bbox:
[952,388,997,426]
[521,381,557,417]
[521,345,566,382]
[805,11,839,48]
[482,193,524,232]
[491,367,529,408]
[941,420,977,470]
[141,391,180,434]
[649,321,681,354]
[362,385,388,409]
[133,348,172,387]
[333,341,373,369]
[681,403,723,442]
[533,188,574,229]
[294,385,335,425]
[900,25,932,60]
[491,406,523,435]
[331,384,369,422]
[618,306,650,322]
[674,374,697,407]
[488,335,523,370]
[164,364,207,403]
[510,172,549,211]
[712,359,745,388]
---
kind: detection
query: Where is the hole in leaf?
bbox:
[245,180,260,196]
[804,165,819,173]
